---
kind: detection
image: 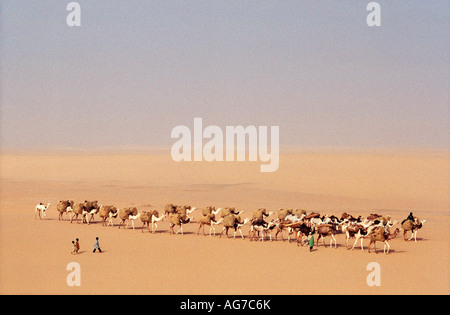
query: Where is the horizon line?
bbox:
[1,145,448,156]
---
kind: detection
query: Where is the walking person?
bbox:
[71,240,77,254]
[308,232,314,252]
[75,238,80,254]
[93,237,102,253]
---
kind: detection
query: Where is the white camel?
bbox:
[210,217,224,236]
[151,213,166,233]
[106,210,119,227]
[233,217,251,239]
[250,220,278,242]
[342,221,375,251]
[186,206,197,216]
[81,208,99,225]
[65,206,73,220]
[126,213,141,230]
[35,203,50,220]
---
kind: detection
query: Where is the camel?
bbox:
[106,209,119,227]
[71,203,85,224]
[340,212,363,223]
[342,221,375,251]
[82,208,99,225]
[277,208,293,221]
[85,205,101,224]
[118,207,138,229]
[201,206,222,217]
[209,218,224,236]
[220,213,246,238]
[35,202,50,220]
[316,224,338,248]
[274,219,297,242]
[252,208,274,220]
[368,227,400,254]
[66,206,73,218]
[247,217,269,240]
[282,221,314,246]
[233,217,251,239]
[249,220,278,242]
[197,214,218,236]
[151,213,165,233]
[140,210,163,233]
[168,213,192,235]
[98,205,118,226]
[293,223,315,247]
[401,217,426,242]
[72,200,99,224]
[164,203,177,217]
[126,213,141,230]
[56,200,74,221]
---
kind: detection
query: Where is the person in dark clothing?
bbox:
[93,237,102,253]
[402,212,415,225]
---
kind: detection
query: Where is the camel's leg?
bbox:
[239,228,244,239]
[132,220,135,230]
[350,237,358,250]
[197,224,202,235]
[413,230,418,242]
[331,234,337,248]
[220,227,226,238]
[384,241,390,254]
[360,238,364,251]
[403,230,408,241]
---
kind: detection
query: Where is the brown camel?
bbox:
[197,214,217,236]
[368,227,400,254]
[98,205,118,226]
[401,217,426,242]
[140,210,158,233]
[57,200,74,221]
[316,224,338,248]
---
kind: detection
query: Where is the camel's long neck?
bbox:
[389,231,398,240]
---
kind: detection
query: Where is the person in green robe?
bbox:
[308,232,314,252]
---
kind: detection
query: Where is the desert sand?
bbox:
[0,150,448,295]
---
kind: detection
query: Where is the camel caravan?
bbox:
[37,200,426,254]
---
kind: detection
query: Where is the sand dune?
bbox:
[0,151,448,294]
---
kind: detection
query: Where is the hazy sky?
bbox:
[1,0,448,150]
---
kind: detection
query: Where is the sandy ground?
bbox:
[0,150,448,295]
